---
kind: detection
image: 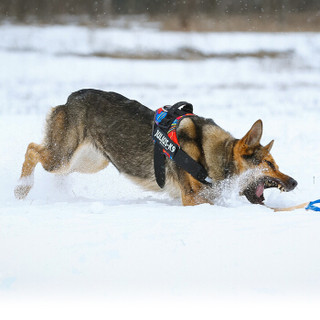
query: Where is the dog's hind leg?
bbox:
[15,106,76,199]
[14,142,53,199]
[15,105,110,199]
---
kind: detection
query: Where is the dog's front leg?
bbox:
[180,172,213,206]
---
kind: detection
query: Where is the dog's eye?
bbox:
[242,154,260,165]
[265,160,275,170]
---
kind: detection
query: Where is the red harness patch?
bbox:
[167,113,194,146]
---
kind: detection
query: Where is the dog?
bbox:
[14,89,297,206]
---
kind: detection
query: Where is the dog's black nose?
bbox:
[287,177,298,191]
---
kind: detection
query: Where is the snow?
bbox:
[1,24,320,317]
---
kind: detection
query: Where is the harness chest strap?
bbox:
[152,102,212,189]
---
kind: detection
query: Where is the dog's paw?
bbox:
[14,175,34,200]
[14,184,32,200]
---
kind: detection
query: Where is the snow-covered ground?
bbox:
[1,24,320,316]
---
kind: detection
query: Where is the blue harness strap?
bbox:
[305,199,320,212]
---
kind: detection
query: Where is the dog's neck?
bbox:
[201,124,235,181]
[223,139,238,179]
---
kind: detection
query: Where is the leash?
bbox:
[268,199,320,212]
[152,102,212,188]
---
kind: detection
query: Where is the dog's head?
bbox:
[233,120,297,204]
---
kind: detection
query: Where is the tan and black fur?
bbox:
[15,89,297,206]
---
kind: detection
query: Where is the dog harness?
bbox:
[152,101,212,188]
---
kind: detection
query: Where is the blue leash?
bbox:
[305,199,320,212]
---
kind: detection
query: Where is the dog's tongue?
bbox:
[256,183,264,198]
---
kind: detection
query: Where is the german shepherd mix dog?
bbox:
[15,89,297,206]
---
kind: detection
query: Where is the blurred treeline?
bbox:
[0,0,319,28]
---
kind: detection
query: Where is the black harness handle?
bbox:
[167,101,193,115]
[157,102,193,131]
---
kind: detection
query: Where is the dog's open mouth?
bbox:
[242,177,293,205]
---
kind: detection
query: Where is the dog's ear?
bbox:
[240,120,263,147]
[264,140,274,153]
